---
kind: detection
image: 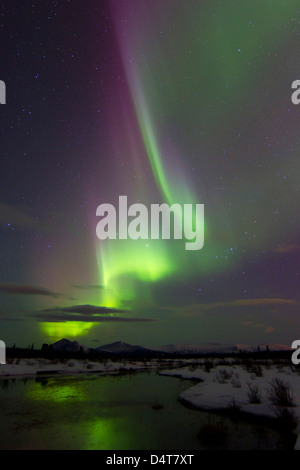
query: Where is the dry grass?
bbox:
[247,382,262,404]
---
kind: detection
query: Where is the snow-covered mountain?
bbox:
[52,338,89,353]
[95,341,152,355]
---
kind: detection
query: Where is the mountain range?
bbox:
[52,339,292,356]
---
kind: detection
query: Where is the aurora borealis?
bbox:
[1,0,300,348]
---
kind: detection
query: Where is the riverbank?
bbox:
[159,361,300,449]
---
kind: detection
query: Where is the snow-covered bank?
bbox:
[159,362,300,449]
[0,356,205,378]
[0,358,162,377]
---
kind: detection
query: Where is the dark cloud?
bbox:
[42,304,128,315]
[0,317,25,322]
[32,312,155,323]
[31,303,155,323]
[0,284,62,298]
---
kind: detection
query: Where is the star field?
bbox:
[1,0,300,347]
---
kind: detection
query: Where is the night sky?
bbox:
[1,0,300,348]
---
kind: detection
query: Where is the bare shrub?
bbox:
[266,378,295,409]
[250,364,263,377]
[227,397,240,416]
[266,378,297,428]
[247,382,262,404]
[215,369,232,384]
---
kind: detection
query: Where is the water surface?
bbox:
[0,371,288,450]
